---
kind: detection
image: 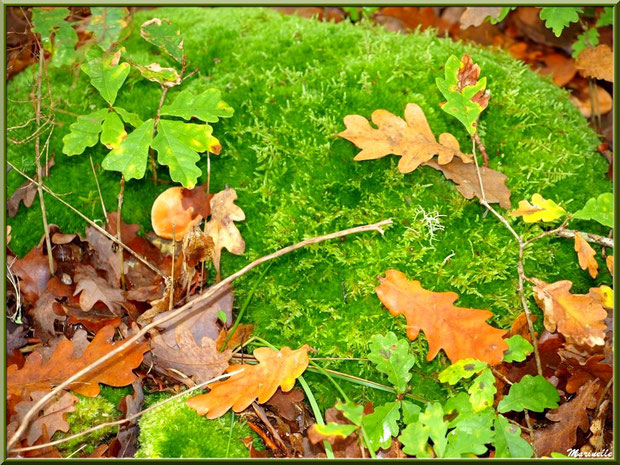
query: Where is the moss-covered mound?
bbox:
[7,7,611,457]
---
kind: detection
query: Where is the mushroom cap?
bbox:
[151,187,203,240]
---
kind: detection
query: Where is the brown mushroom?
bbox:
[151,187,203,240]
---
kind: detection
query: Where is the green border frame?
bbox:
[1,2,618,463]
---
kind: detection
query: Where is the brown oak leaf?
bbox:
[8,154,55,217]
[11,245,51,305]
[187,345,310,419]
[459,7,504,29]
[574,233,598,278]
[338,103,472,174]
[376,269,508,364]
[74,265,125,314]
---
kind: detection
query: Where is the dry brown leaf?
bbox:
[30,288,63,344]
[376,269,508,364]
[562,354,612,394]
[74,265,125,314]
[85,226,124,286]
[424,158,512,209]
[11,245,51,305]
[216,323,254,351]
[187,345,310,419]
[539,53,577,87]
[205,187,246,281]
[605,255,613,276]
[7,324,149,400]
[339,103,472,174]
[459,7,503,29]
[533,380,598,457]
[532,279,607,347]
[8,154,55,218]
[151,326,232,383]
[182,226,214,268]
[570,85,612,117]
[574,233,599,278]
[576,45,613,82]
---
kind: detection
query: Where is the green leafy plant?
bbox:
[31,7,77,68]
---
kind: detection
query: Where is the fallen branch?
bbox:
[7,219,392,451]
[555,229,613,248]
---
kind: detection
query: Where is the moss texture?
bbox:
[7,7,612,456]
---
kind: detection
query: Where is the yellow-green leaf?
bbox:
[101,119,154,181]
[508,193,565,223]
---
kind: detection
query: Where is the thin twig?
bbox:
[490,366,513,386]
[524,410,538,458]
[9,369,243,454]
[7,163,165,279]
[473,132,489,168]
[555,229,613,248]
[88,154,107,219]
[518,244,543,376]
[169,224,176,311]
[7,219,392,451]
[117,175,126,290]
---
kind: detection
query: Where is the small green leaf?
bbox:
[86,7,128,51]
[572,28,599,59]
[114,107,143,128]
[140,18,185,63]
[572,193,613,228]
[444,392,472,416]
[31,7,70,50]
[420,402,448,457]
[361,401,401,452]
[401,401,421,425]
[367,332,415,394]
[438,358,487,385]
[312,423,357,439]
[217,310,227,324]
[62,109,108,156]
[436,55,488,135]
[399,422,432,458]
[161,88,234,123]
[550,452,570,458]
[81,48,130,106]
[489,7,515,24]
[335,400,364,426]
[100,111,127,149]
[445,399,494,457]
[467,368,496,412]
[503,335,533,363]
[539,7,583,37]
[497,375,560,413]
[152,120,220,188]
[596,7,613,27]
[102,119,154,181]
[49,23,77,67]
[134,62,181,87]
[493,415,534,458]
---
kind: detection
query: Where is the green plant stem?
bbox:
[221,262,273,352]
[225,411,235,458]
[298,376,334,459]
[117,175,126,290]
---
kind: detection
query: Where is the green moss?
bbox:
[7,7,612,456]
[135,391,253,458]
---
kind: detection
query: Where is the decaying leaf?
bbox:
[338,103,472,174]
[182,226,214,268]
[7,325,149,399]
[532,279,607,347]
[425,158,511,209]
[508,193,565,223]
[205,187,246,281]
[533,380,598,457]
[74,265,125,314]
[376,270,508,365]
[11,245,51,305]
[187,345,310,419]
[151,326,231,383]
[216,323,254,351]
[8,154,55,217]
[563,354,612,394]
[140,18,184,64]
[606,255,613,276]
[133,62,181,87]
[576,45,613,82]
[459,7,503,29]
[574,233,598,279]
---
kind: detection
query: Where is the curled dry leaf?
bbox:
[532,279,607,347]
[182,226,214,268]
[574,233,598,279]
[376,270,508,365]
[11,245,51,305]
[339,103,472,174]
[576,45,613,82]
[8,154,55,218]
[187,345,310,419]
[459,7,503,29]
[206,187,246,281]
[74,265,125,314]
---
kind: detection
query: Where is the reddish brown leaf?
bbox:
[563,354,612,395]
[265,388,305,422]
[105,211,140,244]
[180,184,212,220]
[216,323,254,351]
[73,265,125,314]
[574,233,598,278]
[11,245,51,305]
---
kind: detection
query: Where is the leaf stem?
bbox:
[298,376,335,459]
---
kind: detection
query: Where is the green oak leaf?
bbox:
[100,111,127,149]
[445,397,495,457]
[596,7,613,27]
[420,402,448,457]
[467,368,496,412]
[444,392,473,417]
[335,400,364,426]
[438,358,487,385]
[31,7,70,50]
[436,54,488,135]
[572,28,599,59]
[497,375,560,413]
[81,48,130,106]
[539,7,583,37]
[503,335,533,363]
[152,120,220,188]
[367,332,415,394]
[50,23,77,67]
[114,107,143,128]
[140,18,185,63]
[361,401,401,452]
[101,119,154,181]
[134,62,181,87]
[572,193,613,228]
[493,415,534,458]
[401,401,421,425]
[400,422,432,458]
[62,108,108,156]
[86,7,128,51]
[313,423,357,439]
[161,88,234,123]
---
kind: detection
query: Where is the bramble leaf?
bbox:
[367,332,415,394]
[497,375,560,413]
[100,111,127,149]
[438,358,486,385]
[161,87,234,123]
[467,368,496,412]
[152,120,221,188]
[436,54,489,135]
[62,108,108,156]
[508,193,565,223]
[101,119,154,180]
[86,7,128,51]
[140,18,185,63]
[503,335,533,363]
[539,7,583,37]
[493,415,534,458]
[572,193,613,228]
[81,48,130,106]
[362,401,401,451]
